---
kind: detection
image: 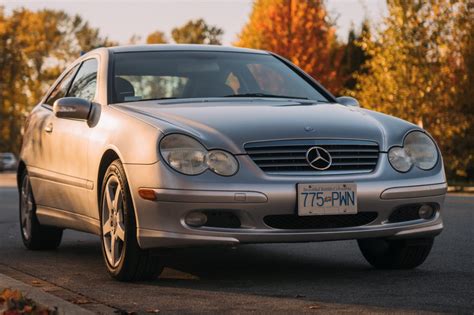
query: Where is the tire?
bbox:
[19,169,63,250]
[358,237,434,269]
[100,159,163,281]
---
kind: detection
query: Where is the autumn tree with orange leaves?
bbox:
[235,0,344,93]
[350,0,473,179]
[0,7,114,153]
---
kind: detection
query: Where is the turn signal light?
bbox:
[138,188,156,201]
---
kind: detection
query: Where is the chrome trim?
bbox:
[28,166,93,190]
[380,183,447,200]
[152,188,268,203]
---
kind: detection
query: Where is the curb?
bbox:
[0,273,93,315]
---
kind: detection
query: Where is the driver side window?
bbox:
[45,65,79,106]
[68,58,98,102]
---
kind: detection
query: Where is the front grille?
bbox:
[245,139,379,175]
[264,212,377,229]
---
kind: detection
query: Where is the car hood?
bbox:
[116,100,418,153]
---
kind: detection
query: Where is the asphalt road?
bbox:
[0,175,473,314]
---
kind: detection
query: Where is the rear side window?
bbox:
[68,59,98,102]
[45,65,79,106]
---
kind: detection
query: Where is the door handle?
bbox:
[44,123,53,133]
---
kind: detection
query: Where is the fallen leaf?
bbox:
[70,298,91,305]
[23,305,33,312]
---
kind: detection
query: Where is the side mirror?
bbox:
[336,96,360,107]
[53,97,91,120]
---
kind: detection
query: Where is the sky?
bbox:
[2,0,388,45]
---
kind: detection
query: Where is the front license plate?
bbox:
[297,183,357,216]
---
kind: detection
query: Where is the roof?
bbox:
[103,44,268,54]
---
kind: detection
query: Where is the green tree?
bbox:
[235,0,344,93]
[171,19,223,44]
[350,0,473,179]
[339,21,370,90]
[146,30,168,44]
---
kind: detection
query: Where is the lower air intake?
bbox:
[264,212,377,229]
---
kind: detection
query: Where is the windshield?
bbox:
[112,51,330,103]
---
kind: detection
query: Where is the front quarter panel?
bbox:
[86,104,163,220]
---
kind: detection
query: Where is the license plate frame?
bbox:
[297,183,357,216]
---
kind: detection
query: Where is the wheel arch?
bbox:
[97,149,121,205]
[96,149,141,228]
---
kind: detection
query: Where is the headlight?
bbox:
[388,131,438,172]
[206,150,239,176]
[388,147,412,172]
[160,134,207,175]
[159,134,239,176]
[404,131,438,170]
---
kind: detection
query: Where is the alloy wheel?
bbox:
[102,175,126,267]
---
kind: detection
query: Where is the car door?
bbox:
[27,64,79,210]
[45,58,99,217]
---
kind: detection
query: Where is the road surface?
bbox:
[0,172,472,314]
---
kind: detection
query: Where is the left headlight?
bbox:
[159,134,239,176]
[388,131,438,172]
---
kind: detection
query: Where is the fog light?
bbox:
[418,204,434,219]
[185,212,207,227]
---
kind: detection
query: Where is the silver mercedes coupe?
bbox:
[18,45,447,281]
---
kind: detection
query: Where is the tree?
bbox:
[171,19,223,44]
[349,0,473,179]
[0,7,113,153]
[235,0,344,93]
[451,0,474,179]
[339,21,370,90]
[146,30,168,44]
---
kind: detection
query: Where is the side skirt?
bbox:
[36,206,100,235]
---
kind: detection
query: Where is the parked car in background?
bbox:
[0,153,18,171]
[18,45,446,281]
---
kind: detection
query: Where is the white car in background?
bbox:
[0,152,18,171]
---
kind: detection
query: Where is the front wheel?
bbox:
[100,160,163,281]
[358,237,434,269]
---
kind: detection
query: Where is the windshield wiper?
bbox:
[224,93,308,100]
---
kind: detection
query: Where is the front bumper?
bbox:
[134,183,446,249]
[125,154,447,249]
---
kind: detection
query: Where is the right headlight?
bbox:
[159,134,239,176]
[388,131,438,172]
